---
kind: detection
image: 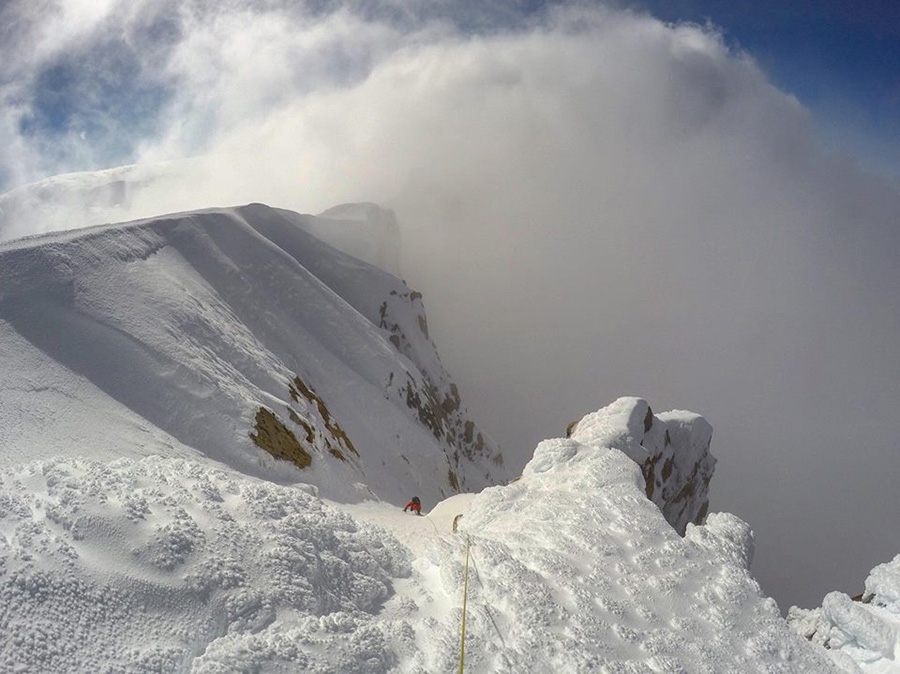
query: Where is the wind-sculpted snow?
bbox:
[0,456,410,673]
[0,204,505,503]
[411,417,838,673]
[0,402,843,672]
[349,400,838,673]
[788,555,900,673]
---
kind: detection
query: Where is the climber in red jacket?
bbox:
[404,496,422,515]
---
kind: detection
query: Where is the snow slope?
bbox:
[0,400,842,672]
[0,203,504,505]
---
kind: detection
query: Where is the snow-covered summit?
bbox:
[0,202,504,504]
[0,194,867,672]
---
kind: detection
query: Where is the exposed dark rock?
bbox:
[417,315,430,340]
[288,375,359,459]
[373,279,505,491]
[249,408,312,470]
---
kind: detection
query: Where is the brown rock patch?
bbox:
[250,407,312,469]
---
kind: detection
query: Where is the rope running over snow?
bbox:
[458,536,471,674]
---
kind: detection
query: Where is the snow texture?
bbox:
[0,456,410,673]
[0,401,844,672]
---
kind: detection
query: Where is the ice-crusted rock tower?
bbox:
[0,202,505,503]
[569,397,716,535]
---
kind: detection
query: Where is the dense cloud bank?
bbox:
[2,0,899,610]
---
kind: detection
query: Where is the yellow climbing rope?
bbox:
[458,536,471,674]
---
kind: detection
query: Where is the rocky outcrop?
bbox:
[238,202,505,492]
[250,407,312,469]
[568,397,716,535]
[248,373,362,471]
[378,287,501,483]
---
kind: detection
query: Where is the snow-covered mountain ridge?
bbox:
[0,203,504,504]
[0,164,402,275]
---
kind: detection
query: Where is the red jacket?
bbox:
[404,500,421,513]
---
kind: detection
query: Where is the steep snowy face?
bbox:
[569,397,716,535]
[788,555,900,673]
[0,203,505,503]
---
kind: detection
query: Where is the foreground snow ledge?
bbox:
[0,456,412,673]
[388,400,839,672]
[0,399,841,672]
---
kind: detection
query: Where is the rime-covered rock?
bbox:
[569,397,716,534]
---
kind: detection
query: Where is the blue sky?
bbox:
[1,0,897,188]
[629,0,900,177]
